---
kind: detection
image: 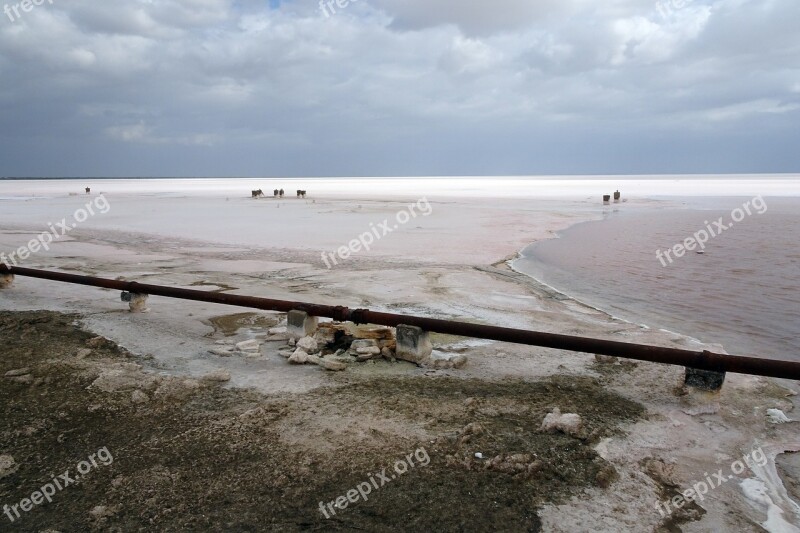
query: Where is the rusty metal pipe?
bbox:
[2,265,798,380]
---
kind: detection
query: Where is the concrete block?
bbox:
[684,367,726,391]
[121,292,149,313]
[0,273,14,289]
[287,310,318,339]
[395,324,433,365]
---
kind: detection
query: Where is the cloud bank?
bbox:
[0,0,798,176]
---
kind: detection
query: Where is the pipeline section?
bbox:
[1,265,798,380]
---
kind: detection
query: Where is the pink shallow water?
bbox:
[514,197,800,362]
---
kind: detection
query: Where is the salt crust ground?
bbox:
[1,188,798,531]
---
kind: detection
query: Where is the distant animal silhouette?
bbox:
[273,189,279,198]
[279,189,285,198]
[297,190,307,198]
[251,189,264,198]
[85,187,91,194]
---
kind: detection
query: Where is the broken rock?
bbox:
[432,358,454,370]
[356,346,381,355]
[308,355,347,372]
[350,339,379,351]
[351,326,394,341]
[289,349,310,365]
[0,454,17,479]
[540,408,583,437]
[314,323,344,344]
[451,355,468,369]
[355,346,381,362]
[329,350,356,364]
[767,408,792,424]
[296,336,319,354]
[235,339,261,353]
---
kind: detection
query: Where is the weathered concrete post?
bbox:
[0,273,14,289]
[603,195,611,205]
[287,310,318,339]
[121,291,149,313]
[684,367,726,392]
[396,324,433,365]
[613,190,621,202]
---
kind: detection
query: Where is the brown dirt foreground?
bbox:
[1,311,646,532]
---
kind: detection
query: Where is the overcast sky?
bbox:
[0,0,798,177]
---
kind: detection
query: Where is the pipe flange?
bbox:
[350,308,369,325]
[332,306,349,322]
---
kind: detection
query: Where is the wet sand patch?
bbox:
[204,312,281,337]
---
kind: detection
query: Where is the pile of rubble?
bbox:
[281,321,399,372]
[208,310,469,372]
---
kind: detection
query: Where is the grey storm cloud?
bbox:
[0,0,797,177]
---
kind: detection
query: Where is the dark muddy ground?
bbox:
[1,311,647,532]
